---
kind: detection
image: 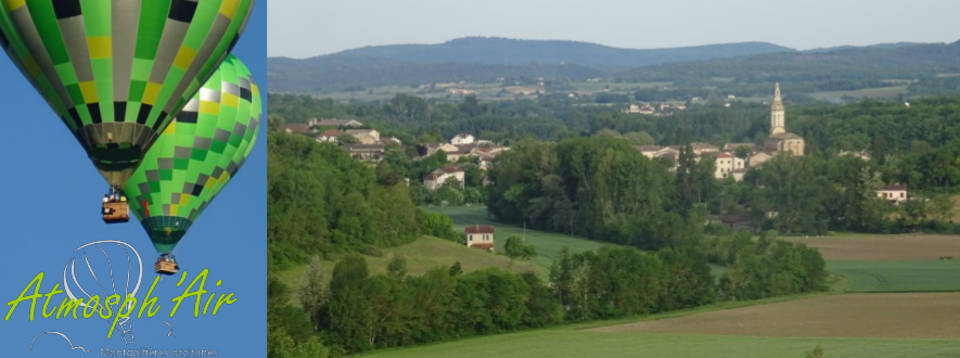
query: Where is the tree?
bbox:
[734,145,752,159]
[337,133,359,144]
[592,129,621,138]
[504,236,537,260]
[386,256,408,279]
[268,114,287,132]
[623,131,655,146]
[326,256,374,352]
[298,257,326,332]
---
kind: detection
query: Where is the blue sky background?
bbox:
[0,2,266,356]
[270,0,960,58]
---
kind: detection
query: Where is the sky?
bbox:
[269,0,960,58]
[0,1,266,356]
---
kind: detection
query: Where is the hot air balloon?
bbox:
[0,0,256,223]
[124,55,260,275]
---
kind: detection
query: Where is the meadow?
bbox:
[422,205,618,268]
[275,235,543,306]
[358,321,960,358]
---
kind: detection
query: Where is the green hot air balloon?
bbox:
[0,0,256,216]
[124,55,260,274]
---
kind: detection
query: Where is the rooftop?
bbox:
[465,225,495,234]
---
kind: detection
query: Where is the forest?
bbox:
[267,128,827,357]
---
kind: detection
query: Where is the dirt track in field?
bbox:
[783,235,960,260]
[589,293,960,338]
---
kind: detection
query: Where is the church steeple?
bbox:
[770,82,786,135]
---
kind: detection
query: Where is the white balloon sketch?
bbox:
[29,331,89,354]
[62,240,144,345]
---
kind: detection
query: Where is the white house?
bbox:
[714,152,746,180]
[876,184,908,205]
[465,225,495,251]
[451,133,476,145]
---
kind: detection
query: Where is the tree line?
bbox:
[272,241,823,356]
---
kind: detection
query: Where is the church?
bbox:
[763,83,805,156]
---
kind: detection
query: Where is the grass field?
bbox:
[275,235,543,305]
[827,260,960,292]
[785,233,960,260]
[810,86,908,102]
[422,205,618,268]
[781,233,960,292]
[358,292,960,358]
[359,326,960,358]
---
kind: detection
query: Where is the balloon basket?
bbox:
[102,201,130,223]
[155,257,179,275]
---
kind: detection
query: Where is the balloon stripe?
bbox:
[110,0,138,104]
[0,0,254,187]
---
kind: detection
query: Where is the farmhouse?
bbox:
[465,225,495,251]
[424,166,465,191]
[876,184,908,205]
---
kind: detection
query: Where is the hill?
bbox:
[269,38,960,98]
[331,37,793,68]
[276,235,544,305]
[268,37,793,93]
[620,41,960,96]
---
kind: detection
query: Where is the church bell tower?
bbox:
[771,83,786,135]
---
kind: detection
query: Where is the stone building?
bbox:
[763,83,805,156]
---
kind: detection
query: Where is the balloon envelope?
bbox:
[0,0,256,187]
[124,55,261,254]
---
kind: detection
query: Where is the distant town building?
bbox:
[424,166,465,191]
[465,225,495,251]
[313,118,363,128]
[624,103,655,114]
[839,150,871,161]
[447,88,476,96]
[763,83,805,156]
[749,151,773,167]
[316,129,341,143]
[345,129,380,145]
[285,123,314,134]
[451,133,476,145]
[723,143,756,153]
[876,184,908,205]
[690,142,720,156]
[344,143,386,162]
[714,152,746,180]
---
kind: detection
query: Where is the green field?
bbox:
[357,327,960,358]
[828,260,960,292]
[422,205,619,268]
[276,235,543,305]
[810,86,908,102]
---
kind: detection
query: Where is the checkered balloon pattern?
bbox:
[124,55,260,254]
[0,0,255,187]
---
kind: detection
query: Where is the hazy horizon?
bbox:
[269,0,960,58]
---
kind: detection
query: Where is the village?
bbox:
[284,84,909,253]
